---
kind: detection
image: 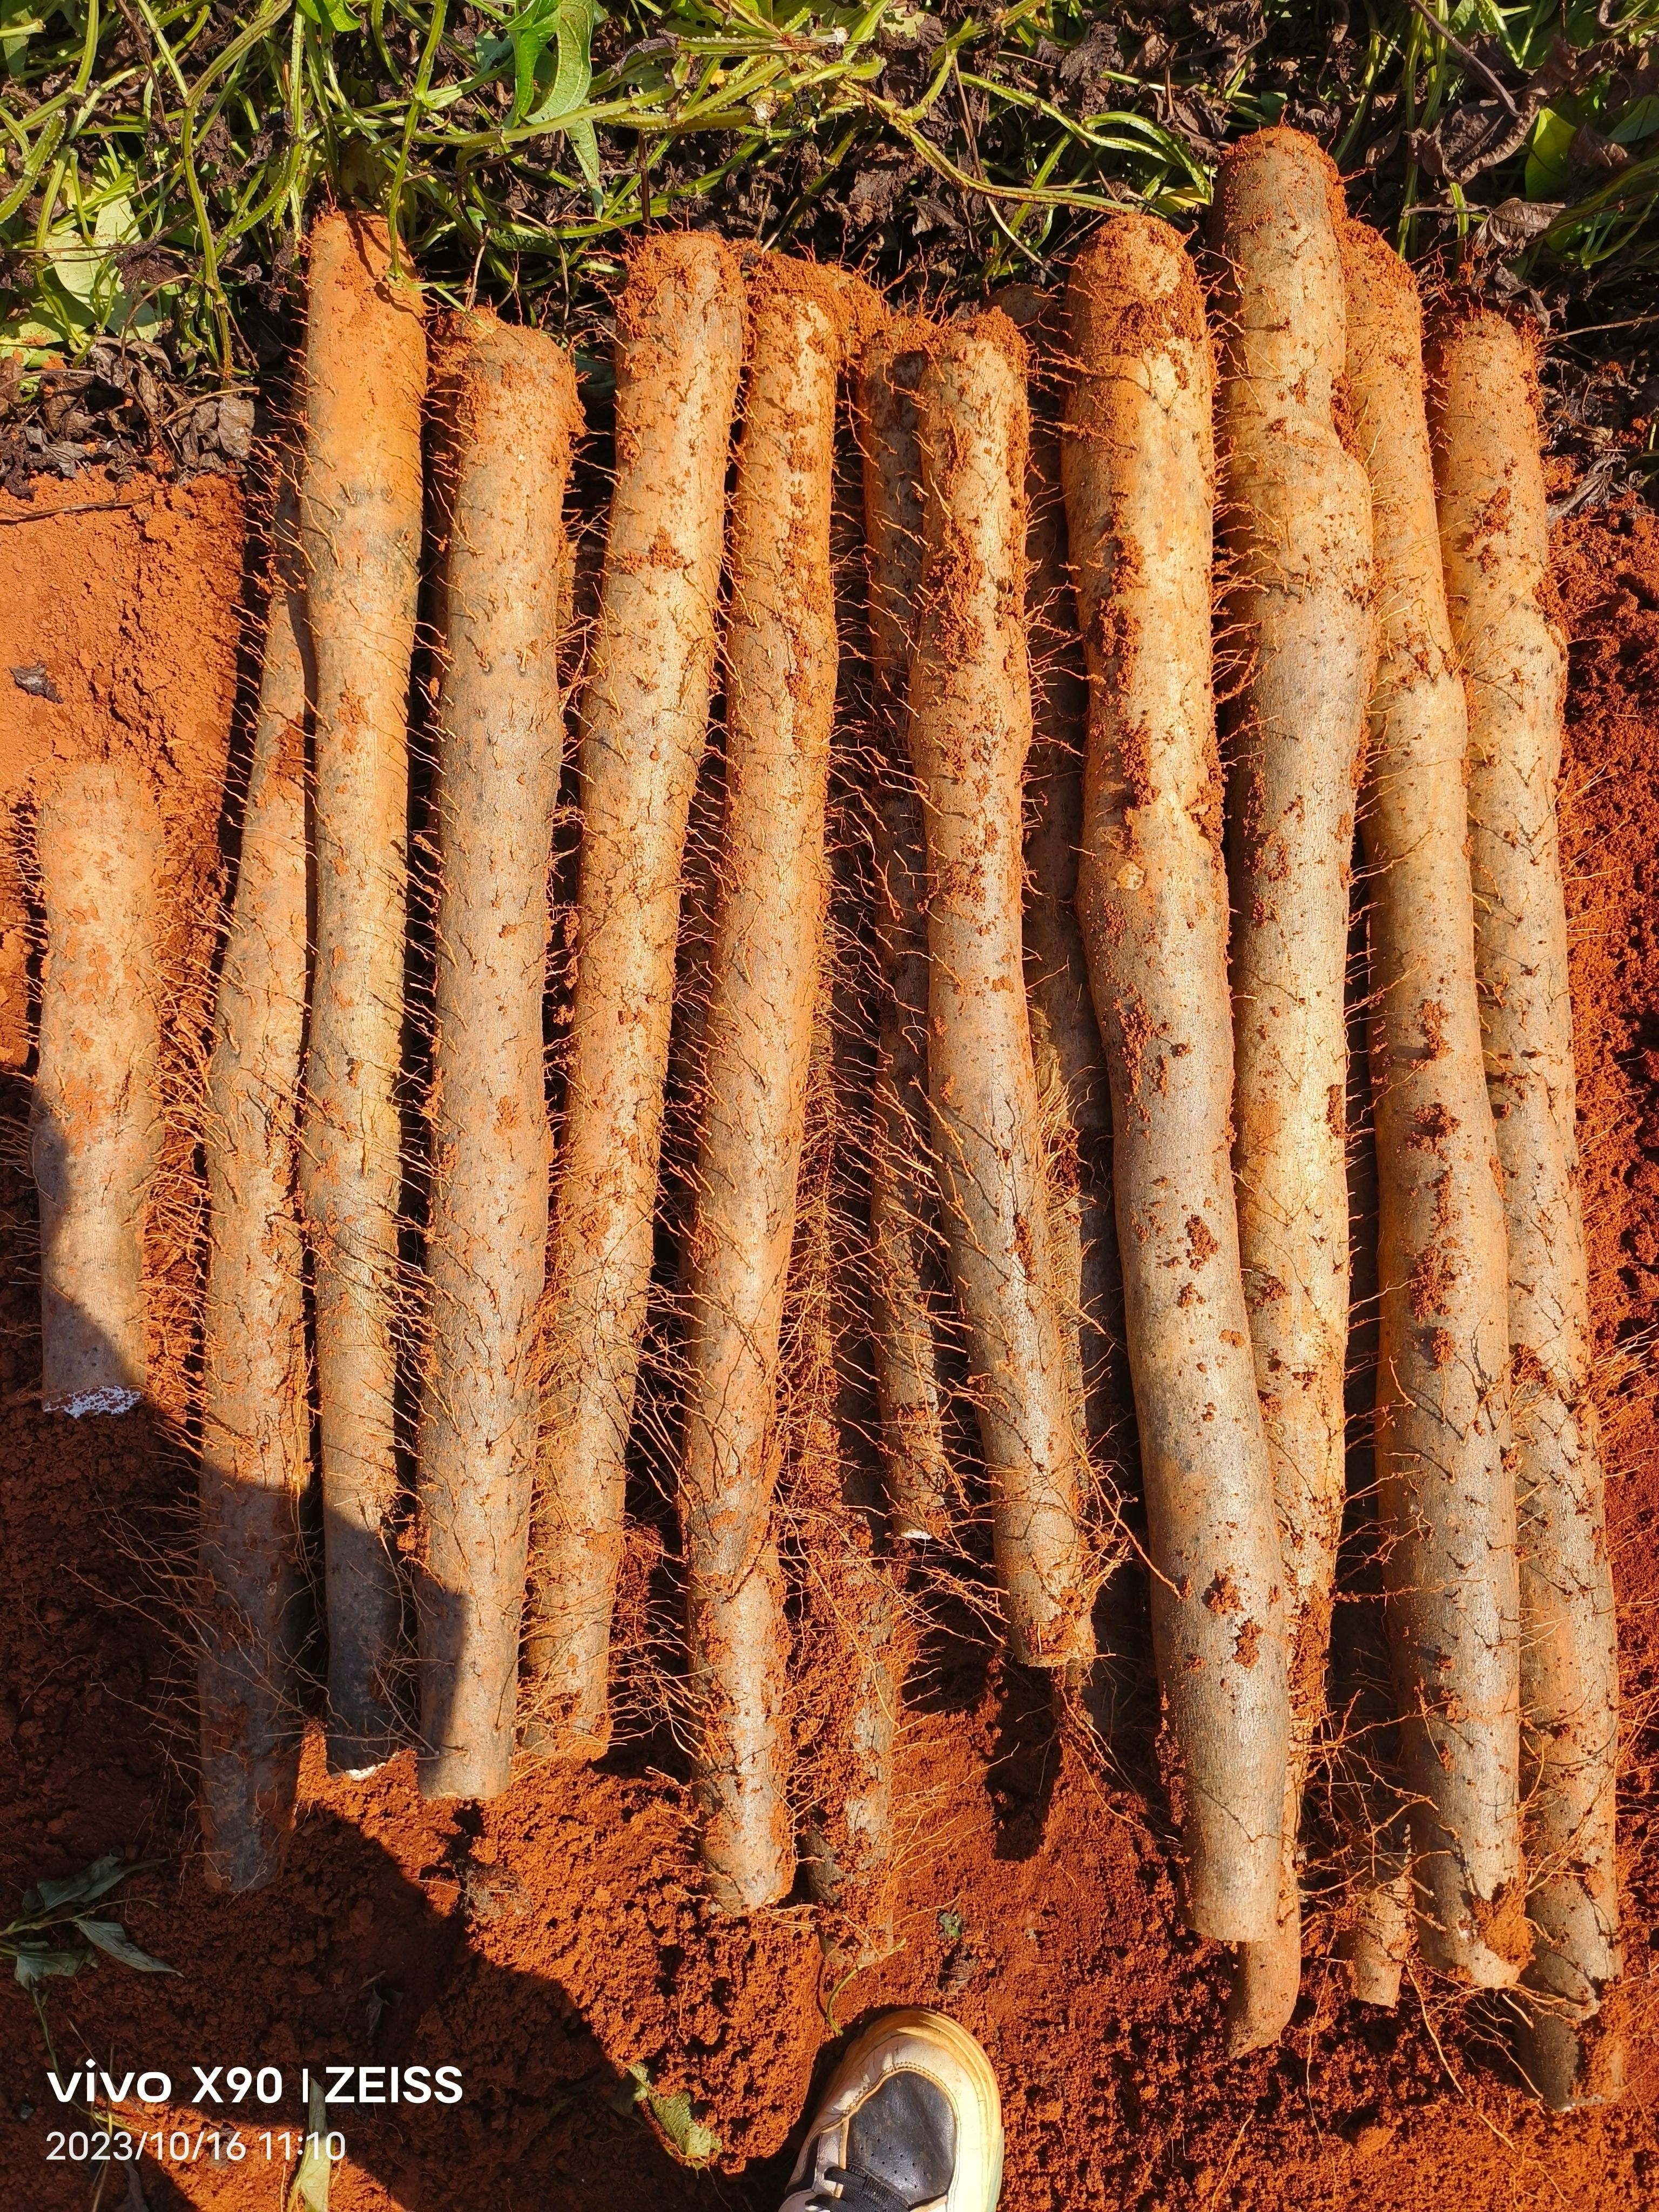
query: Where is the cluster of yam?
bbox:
[25,127,1618,2111]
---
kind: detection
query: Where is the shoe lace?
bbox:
[805,2164,913,2212]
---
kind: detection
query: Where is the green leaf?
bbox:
[19,1855,135,1919]
[527,0,596,122]
[643,2083,720,2168]
[1611,96,1659,149]
[9,1940,87,1987]
[72,1919,176,1974]
[0,319,66,355]
[567,116,601,188]
[617,2063,721,2169]
[296,0,362,38]
[0,0,49,73]
[1525,104,1579,201]
[507,0,556,122]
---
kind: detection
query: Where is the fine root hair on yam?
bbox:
[1429,307,1619,2096]
[1061,215,1289,1944]
[678,258,848,1911]
[416,315,580,1803]
[854,314,957,1545]
[991,281,1125,1476]
[32,761,163,1416]
[1341,224,1525,1996]
[524,233,746,1761]
[198,454,313,1892]
[1209,128,1377,2052]
[297,208,428,1777]
[909,311,1094,1670]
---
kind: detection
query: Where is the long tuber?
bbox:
[32,763,163,1416]
[678,259,852,1908]
[1062,217,1290,1941]
[909,313,1092,1668]
[525,235,746,1755]
[1210,129,1377,2049]
[1341,226,1525,1992]
[854,315,956,1543]
[993,281,1122,1468]
[416,316,579,1801]
[1430,309,1619,2098]
[198,460,313,1890]
[297,211,428,1775]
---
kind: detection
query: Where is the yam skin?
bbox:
[1429,310,1619,2096]
[198,462,313,1891]
[525,236,745,1756]
[32,763,163,1414]
[1062,217,1289,1943]
[679,260,847,1910]
[1340,228,1525,1992]
[298,211,428,1775]
[416,319,579,1802]
[1210,130,1377,2049]
[909,314,1092,1669]
[855,316,956,1543]
[992,282,1122,1467]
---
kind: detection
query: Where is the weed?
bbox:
[612,2058,723,2167]
[0,2,1654,390]
[3,1850,174,1990]
[3,1853,176,2209]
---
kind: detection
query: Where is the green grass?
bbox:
[1,0,1657,378]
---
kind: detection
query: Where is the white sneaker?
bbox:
[778,2008,1003,2212]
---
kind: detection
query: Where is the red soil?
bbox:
[0,475,1655,2211]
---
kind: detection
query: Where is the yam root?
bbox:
[1062,217,1289,1942]
[1341,227,1524,1992]
[198,460,313,1891]
[1429,309,1618,2096]
[297,211,427,1774]
[416,317,579,1801]
[855,315,956,1543]
[1210,130,1376,2050]
[909,313,1092,1668]
[992,281,1122,1468]
[679,260,849,1909]
[32,763,162,1412]
[525,235,746,1756]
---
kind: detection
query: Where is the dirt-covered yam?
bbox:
[416,317,579,1802]
[992,281,1122,1470]
[1429,307,1619,2096]
[1338,226,1526,1994]
[908,313,1092,1669]
[297,210,427,1775]
[198,460,313,1891]
[32,763,163,1413]
[678,260,862,1910]
[1062,217,1290,1943]
[524,237,747,1758]
[1210,129,1377,2049]
[854,316,956,1544]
